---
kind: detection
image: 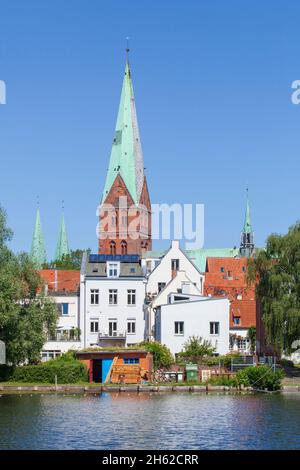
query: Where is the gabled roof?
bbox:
[38,269,80,294]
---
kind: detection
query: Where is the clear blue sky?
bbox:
[1,0,299,257]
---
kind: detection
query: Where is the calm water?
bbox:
[0,393,299,450]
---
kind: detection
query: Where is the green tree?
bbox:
[248,222,300,354]
[247,327,256,354]
[43,249,90,270]
[0,206,58,365]
[178,335,216,360]
[140,341,174,369]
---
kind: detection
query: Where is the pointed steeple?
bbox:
[101,48,144,204]
[240,188,255,257]
[30,205,47,269]
[55,203,70,261]
[243,188,252,234]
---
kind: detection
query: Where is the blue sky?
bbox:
[0,0,299,257]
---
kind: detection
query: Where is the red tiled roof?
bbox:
[38,269,80,293]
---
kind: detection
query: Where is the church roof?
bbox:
[243,188,253,234]
[55,211,70,261]
[101,54,144,205]
[30,208,47,269]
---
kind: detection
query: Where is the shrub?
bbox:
[140,341,174,370]
[0,355,88,384]
[178,336,215,360]
[208,376,237,387]
[236,366,284,391]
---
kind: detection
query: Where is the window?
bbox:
[174,321,184,335]
[130,267,136,273]
[121,240,127,255]
[62,303,69,315]
[233,317,241,326]
[109,289,118,305]
[109,321,117,336]
[171,259,180,271]
[90,289,99,305]
[110,241,116,255]
[90,321,99,333]
[220,267,225,273]
[107,262,119,278]
[242,266,246,273]
[158,282,166,293]
[227,270,233,279]
[236,294,242,300]
[210,322,220,335]
[124,358,140,364]
[154,260,160,268]
[127,320,136,334]
[127,289,136,305]
[238,338,247,350]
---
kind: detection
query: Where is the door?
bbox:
[102,359,113,383]
[92,359,102,383]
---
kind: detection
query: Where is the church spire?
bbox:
[101,47,144,205]
[30,204,47,269]
[240,188,255,257]
[55,202,70,261]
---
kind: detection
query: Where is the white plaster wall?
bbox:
[146,241,203,295]
[81,278,146,347]
[157,297,230,356]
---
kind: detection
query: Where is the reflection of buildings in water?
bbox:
[109,392,152,402]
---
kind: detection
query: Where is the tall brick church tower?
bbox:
[98,50,152,256]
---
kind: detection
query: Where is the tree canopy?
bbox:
[0,206,58,365]
[248,222,300,353]
[43,249,90,270]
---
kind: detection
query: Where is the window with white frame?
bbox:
[174,321,184,335]
[90,320,99,333]
[90,289,99,305]
[127,289,136,305]
[210,322,220,335]
[238,338,247,350]
[109,289,118,305]
[107,262,119,278]
[127,320,136,334]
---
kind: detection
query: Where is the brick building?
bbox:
[204,257,256,353]
[98,51,151,256]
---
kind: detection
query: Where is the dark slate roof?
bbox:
[83,253,144,278]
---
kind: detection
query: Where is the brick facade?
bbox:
[98,174,152,256]
[204,257,256,329]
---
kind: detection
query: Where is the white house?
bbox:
[155,293,230,356]
[38,269,81,361]
[143,240,205,339]
[80,253,146,348]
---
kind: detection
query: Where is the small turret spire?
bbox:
[30,204,47,269]
[55,202,70,261]
[240,187,255,257]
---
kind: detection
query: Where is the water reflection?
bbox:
[0,393,299,449]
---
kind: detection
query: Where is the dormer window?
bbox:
[107,262,119,278]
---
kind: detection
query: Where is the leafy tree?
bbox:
[0,206,58,365]
[140,341,174,369]
[247,327,256,354]
[43,249,90,270]
[248,222,300,354]
[178,335,216,360]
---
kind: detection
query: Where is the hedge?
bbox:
[235,365,284,391]
[0,361,88,384]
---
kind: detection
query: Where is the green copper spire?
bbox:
[243,188,253,234]
[30,206,47,269]
[101,49,144,204]
[55,205,70,261]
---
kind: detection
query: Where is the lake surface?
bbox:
[0,393,299,450]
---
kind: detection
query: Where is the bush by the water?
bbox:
[139,341,174,369]
[0,353,88,384]
[235,366,284,391]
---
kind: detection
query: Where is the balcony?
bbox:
[98,331,126,348]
